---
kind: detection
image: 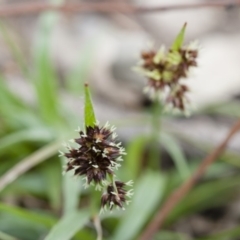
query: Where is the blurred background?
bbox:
[1,0,240,240]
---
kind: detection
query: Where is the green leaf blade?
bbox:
[44,211,90,240]
[0,203,56,228]
[112,172,166,240]
[161,133,190,180]
[125,135,149,180]
[61,162,81,215]
[32,0,64,125]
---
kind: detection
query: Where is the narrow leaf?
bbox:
[112,172,166,240]
[41,162,62,211]
[161,132,190,180]
[84,83,96,128]
[125,135,148,180]
[44,211,90,240]
[0,128,54,152]
[62,161,81,215]
[171,23,187,51]
[32,0,64,125]
[0,203,56,228]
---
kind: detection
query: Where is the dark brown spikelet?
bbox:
[101,180,134,211]
[63,123,126,188]
[138,42,198,111]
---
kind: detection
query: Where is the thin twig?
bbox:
[0,1,239,17]
[139,119,240,240]
[0,140,61,192]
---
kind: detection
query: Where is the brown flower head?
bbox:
[138,41,198,111]
[62,122,126,188]
[101,180,134,211]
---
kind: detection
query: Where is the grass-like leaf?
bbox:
[125,135,149,180]
[0,203,56,228]
[61,159,81,215]
[0,128,55,153]
[161,132,190,180]
[32,3,63,125]
[41,162,62,211]
[44,210,90,240]
[112,171,166,240]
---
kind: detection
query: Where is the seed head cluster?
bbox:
[138,42,198,111]
[101,180,134,211]
[61,122,133,211]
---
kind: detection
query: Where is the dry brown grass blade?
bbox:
[0,140,61,192]
[139,118,240,240]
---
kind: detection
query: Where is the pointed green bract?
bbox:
[171,23,187,51]
[84,83,96,128]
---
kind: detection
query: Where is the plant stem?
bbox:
[109,173,118,194]
[90,185,102,240]
[149,100,162,169]
[93,214,103,240]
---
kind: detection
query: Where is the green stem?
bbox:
[90,187,101,214]
[93,214,103,240]
[90,187,102,240]
[149,100,162,169]
[109,174,118,195]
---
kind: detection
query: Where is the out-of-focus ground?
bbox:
[1,0,240,238]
